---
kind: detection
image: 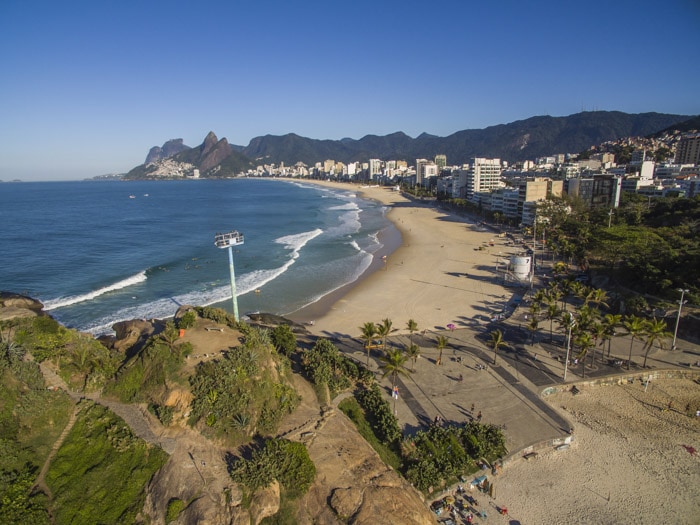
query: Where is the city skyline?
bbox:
[1,0,699,181]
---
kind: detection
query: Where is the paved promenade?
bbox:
[324,312,700,460]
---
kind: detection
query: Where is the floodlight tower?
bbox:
[214,230,245,322]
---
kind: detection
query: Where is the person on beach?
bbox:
[477,411,482,421]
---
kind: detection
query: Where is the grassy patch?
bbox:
[0,367,74,473]
[338,397,401,470]
[166,498,186,523]
[45,401,168,524]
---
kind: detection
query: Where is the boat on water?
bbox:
[129,195,136,199]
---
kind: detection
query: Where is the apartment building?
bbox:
[434,154,447,169]
[566,174,622,208]
[675,133,700,165]
[462,158,503,202]
[416,158,439,187]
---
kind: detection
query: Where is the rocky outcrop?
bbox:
[106,318,160,354]
[145,139,190,164]
[143,440,242,525]
[248,481,281,525]
[294,409,435,525]
[198,132,233,173]
[0,292,46,321]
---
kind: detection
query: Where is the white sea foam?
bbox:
[275,228,323,253]
[44,271,148,310]
[82,229,325,335]
[328,202,358,211]
[290,251,373,314]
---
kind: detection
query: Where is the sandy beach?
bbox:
[290,181,516,338]
[287,181,700,524]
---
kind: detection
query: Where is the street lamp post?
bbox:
[214,230,245,322]
[672,288,689,350]
[563,315,576,381]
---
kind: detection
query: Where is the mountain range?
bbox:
[125,111,697,179]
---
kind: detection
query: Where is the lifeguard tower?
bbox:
[214,230,245,322]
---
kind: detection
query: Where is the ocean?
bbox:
[0,178,395,334]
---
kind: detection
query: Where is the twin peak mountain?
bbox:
[126,111,696,179]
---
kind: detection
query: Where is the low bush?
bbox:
[271,325,296,356]
[228,438,315,498]
[355,383,401,444]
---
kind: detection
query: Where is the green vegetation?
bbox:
[338,397,402,469]
[104,321,192,403]
[188,326,300,445]
[487,329,508,366]
[355,383,401,444]
[402,422,507,493]
[539,194,700,304]
[195,306,243,330]
[45,401,168,525]
[301,338,367,400]
[177,309,197,329]
[0,466,50,525]
[228,437,316,498]
[10,316,119,392]
[166,498,187,523]
[0,327,74,523]
[270,324,297,357]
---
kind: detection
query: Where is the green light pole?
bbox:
[215,230,245,321]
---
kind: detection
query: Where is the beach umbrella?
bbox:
[447,323,456,332]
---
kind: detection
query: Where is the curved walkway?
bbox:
[38,362,176,453]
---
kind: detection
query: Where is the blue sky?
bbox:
[1,0,699,181]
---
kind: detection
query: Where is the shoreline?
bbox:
[285,180,519,339]
[287,213,403,325]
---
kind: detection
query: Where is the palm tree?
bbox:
[157,321,181,354]
[527,315,540,344]
[576,304,600,334]
[558,279,572,311]
[532,289,546,307]
[379,347,412,414]
[623,315,647,370]
[641,318,671,368]
[377,318,393,351]
[569,280,588,304]
[435,335,448,365]
[406,319,418,348]
[544,301,561,343]
[360,321,378,366]
[488,329,508,366]
[574,332,594,378]
[405,343,421,371]
[586,288,609,310]
[602,313,622,358]
[590,321,606,367]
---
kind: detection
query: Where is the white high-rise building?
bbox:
[369,159,383,180]
[416,159,438,187]
[465,158,502,202]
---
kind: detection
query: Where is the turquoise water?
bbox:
[0,178,394,334]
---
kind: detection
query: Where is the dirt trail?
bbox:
[38,361,177,455]
[32,404,79,499]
